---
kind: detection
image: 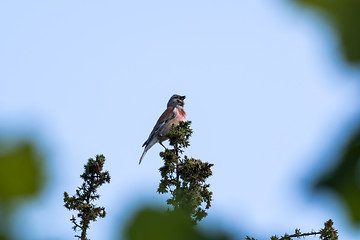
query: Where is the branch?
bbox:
[157,121,213,224]
[246,219,338,240]
[64,154,111,240]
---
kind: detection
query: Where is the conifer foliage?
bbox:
[64,154,110,240]
[157,121,213,223]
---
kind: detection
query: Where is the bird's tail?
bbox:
[139,137,158,164]
[139,149,148,164]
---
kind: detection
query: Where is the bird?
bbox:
[139,94,186,164]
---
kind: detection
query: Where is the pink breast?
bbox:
[177,108,186,121]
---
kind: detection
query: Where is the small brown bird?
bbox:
[139,94,186,164]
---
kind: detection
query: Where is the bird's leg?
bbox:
[159,142,168,150]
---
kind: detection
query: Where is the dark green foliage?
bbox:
[157,121,213,224]
[124,207,232,240]
[0,141,45,203]
[0,140,45,240]
[64,154,110,240]
[167,120,193,148]
[293,0,360,229]
[294,0,360,64]
[319,219,338,240]
[314,125,360,224]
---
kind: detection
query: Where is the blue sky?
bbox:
[1,0,360,239]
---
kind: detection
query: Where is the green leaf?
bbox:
[314,127,360,224]
[294,0,360,63]
[124,207,232,240]
[0,141,45,204]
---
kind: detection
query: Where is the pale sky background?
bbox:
[1,0,360,239]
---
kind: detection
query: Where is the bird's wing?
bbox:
[142,107,176,147]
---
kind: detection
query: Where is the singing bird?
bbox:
[139,94,186,164]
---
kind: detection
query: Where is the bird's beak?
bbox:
[180,96,186,100]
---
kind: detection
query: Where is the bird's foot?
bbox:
[160,142,168,150]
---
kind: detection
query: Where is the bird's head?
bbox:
[167,94,186,108]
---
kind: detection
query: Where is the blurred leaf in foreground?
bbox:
[123,207,232,240]
[294,0,360,64]
[293,0,360,227]
[314,126,360,224]
[0,141,45,204]
[0,140,46,239]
